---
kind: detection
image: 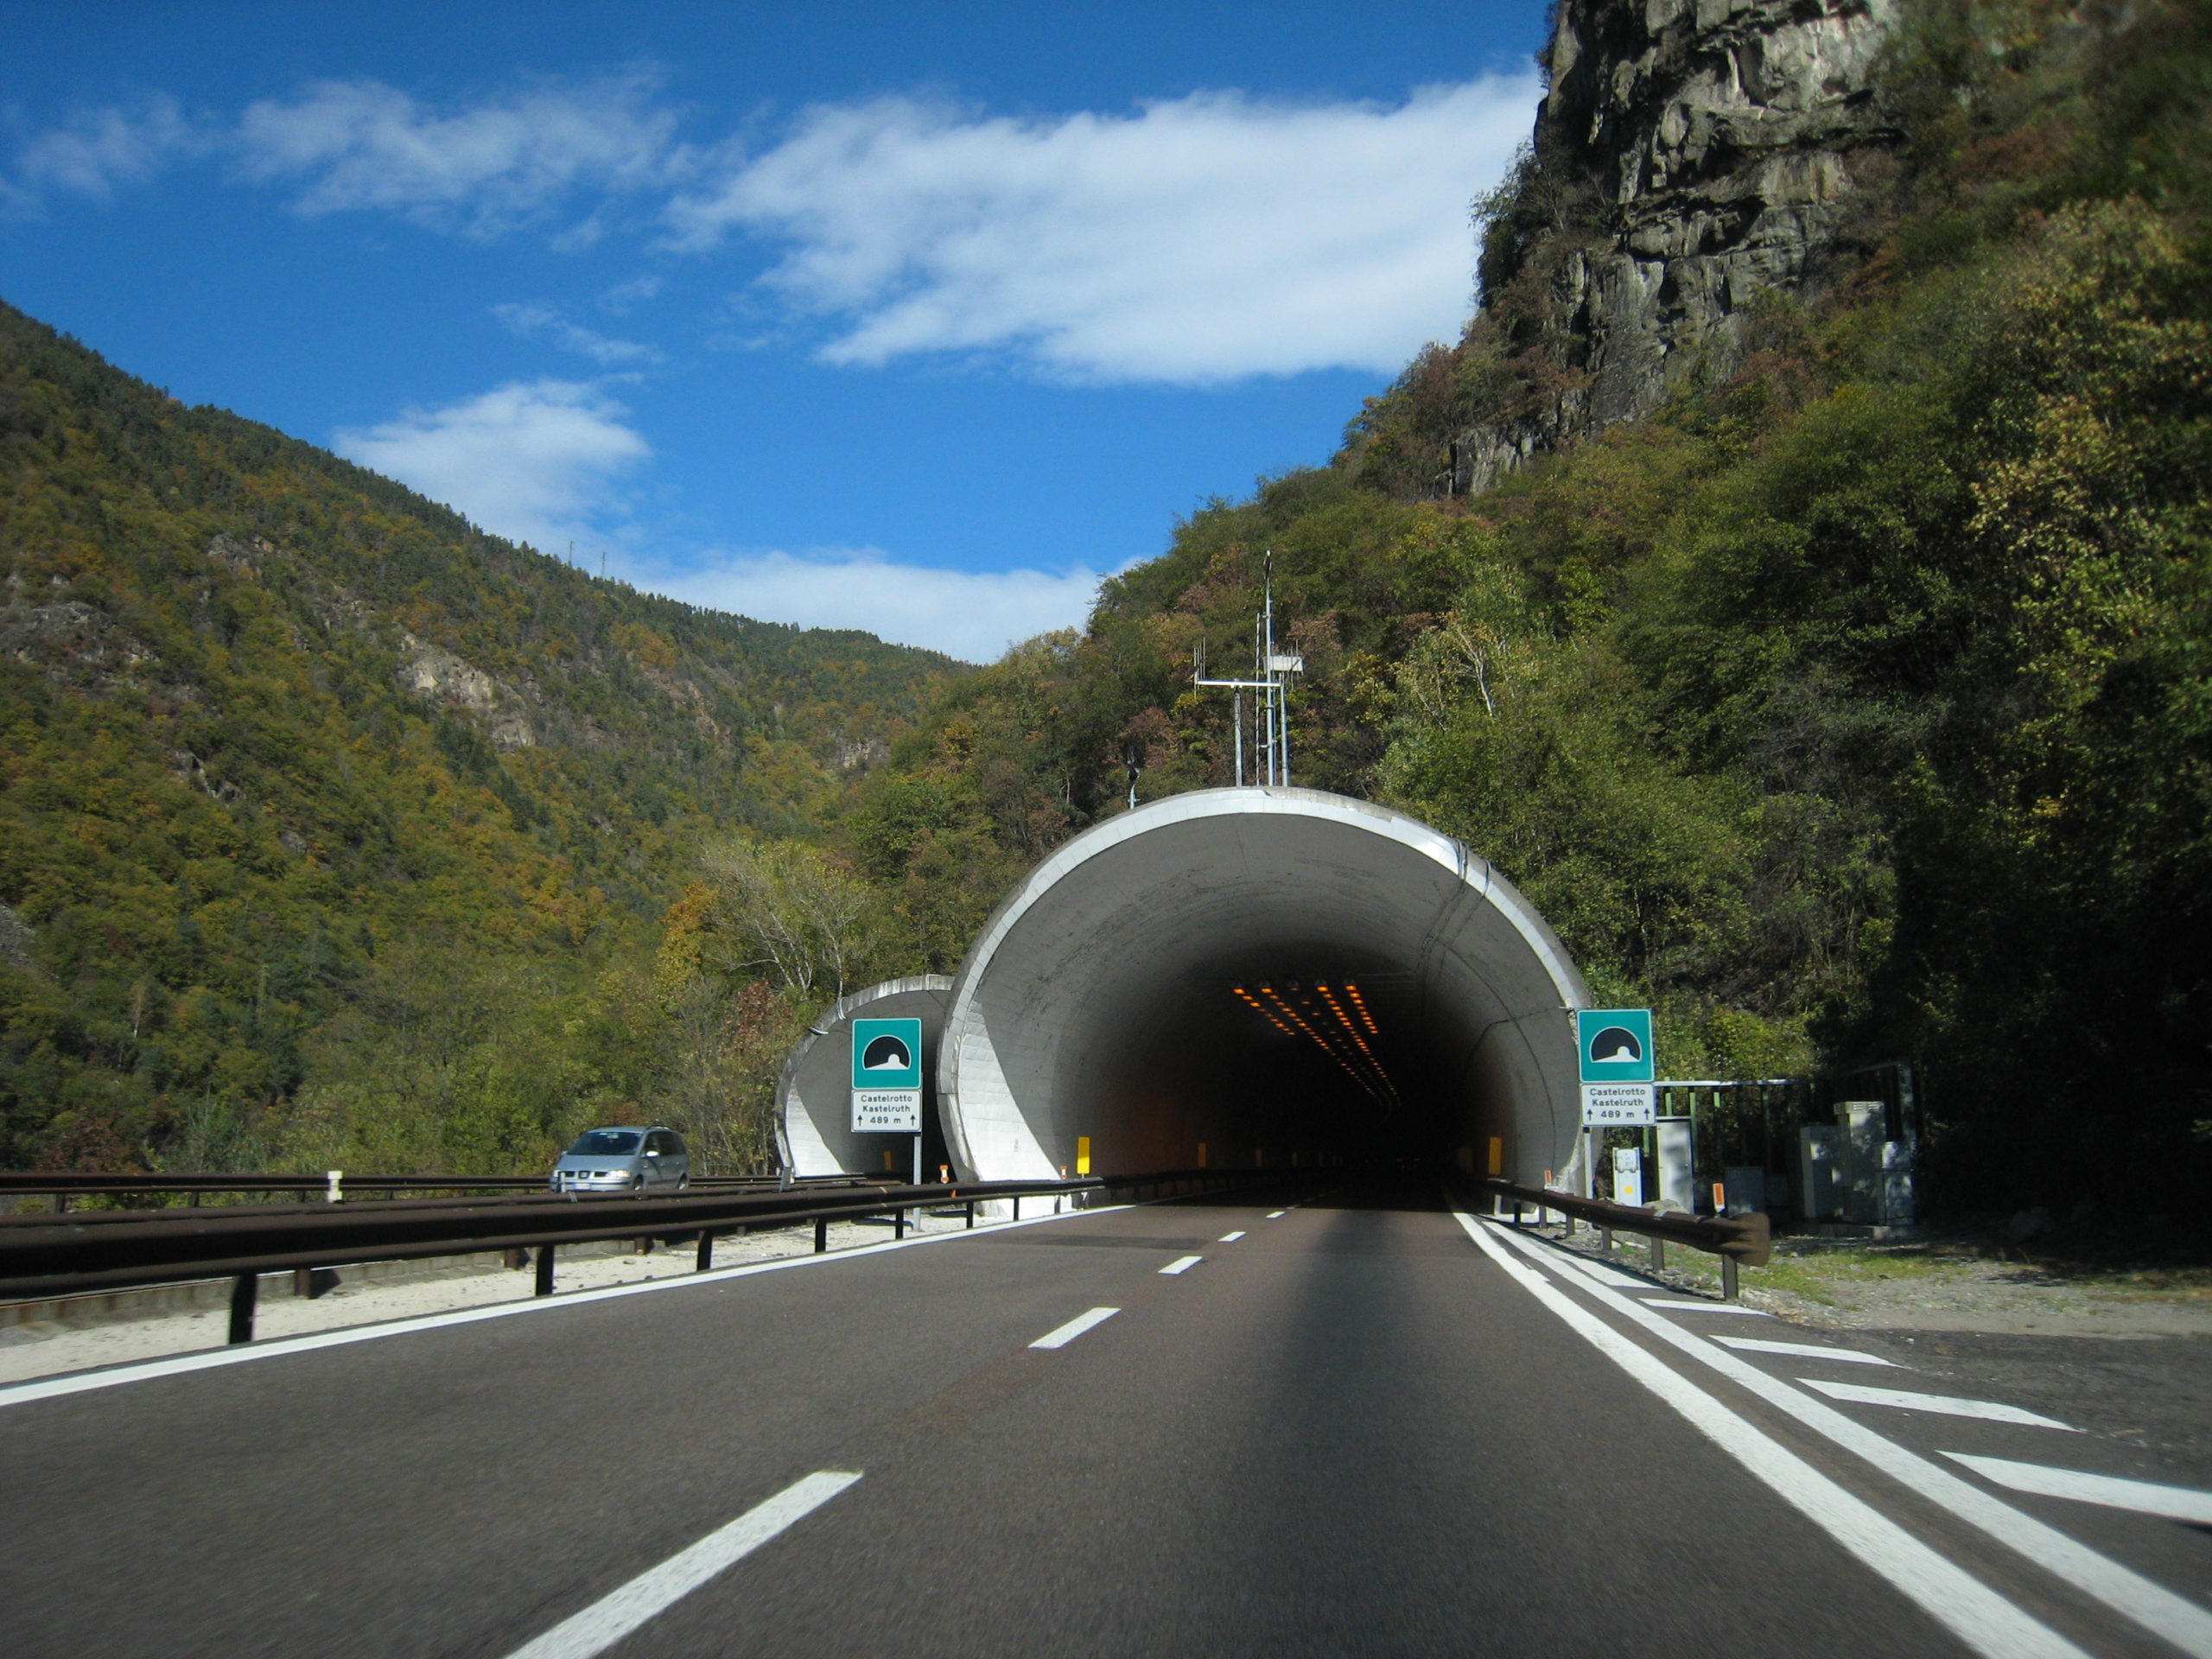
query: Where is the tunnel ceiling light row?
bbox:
[1231,981,1400,1106]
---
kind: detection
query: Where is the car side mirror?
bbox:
[645,1148,659,1156]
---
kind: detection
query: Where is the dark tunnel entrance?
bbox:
[938,789,1593,1186]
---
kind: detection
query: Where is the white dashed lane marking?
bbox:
[1801,1380,2076,1432]
[1642,1300,1771,1315]
[1942,1455,2212,1524]
[503,1471,861,1659]
[1218,1230,1246,1243]
[1028,1307,1121,1349]
[1265,1211,1286,1218]
[1159,1255,1203,1276]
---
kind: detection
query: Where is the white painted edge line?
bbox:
[1942,1454,2212,1525]
[1803,1379,2076,1432]
[1265,1211,1287,1219]
[1218,1230,1247,1243]
[1449,1209,2083,1659]
[1160,1255,1203,1276]
[1029,1306,1120,1349]
[1488,1220,2212,1659]
[502,1471,860,1659]
[1572,1260,1652,1289]
[0,1200,1138,1412]
[1642,1300,1771,1314]
[1716,1337,1902,1368]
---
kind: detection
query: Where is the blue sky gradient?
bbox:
[1,1,1548,660]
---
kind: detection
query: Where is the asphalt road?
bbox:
[0,1181,2203,1658]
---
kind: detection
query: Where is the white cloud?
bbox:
[8,96,197,206]
[667,78,1540,384]
[493,302,663,364]
[645,549,1103,663]
[9,73,1541,382]
[599,274,664,313]
[235,75,683,237]
[334,379,648,554]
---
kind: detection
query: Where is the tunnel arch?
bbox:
[777,976,953,1179]
[938,787,1592,1185]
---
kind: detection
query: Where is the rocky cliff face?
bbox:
[1455,0,1899,493]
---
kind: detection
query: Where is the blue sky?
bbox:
[0,1,1547,661]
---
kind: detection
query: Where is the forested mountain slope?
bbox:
[830,0,2212,1216]
[0,302,961,1173]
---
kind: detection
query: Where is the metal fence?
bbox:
[1479,1178,1772,1300]
[0,1166,1277,1343]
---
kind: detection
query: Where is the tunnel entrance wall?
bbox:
[778,977,952,1179]
[938,789,1592,1185]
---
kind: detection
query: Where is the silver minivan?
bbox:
[549,1126,691,1194]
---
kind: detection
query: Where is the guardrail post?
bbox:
[51,1192,67,1215]
[1650,1234,1666,1270]
[814,1216,828,1253]
[1722,1255,1739,1301]
[696,1231,714,1272]
[1599,1227,1612,1255]
[228,1273,257,1344]
[894,1205,907,1240]
[964,1199,976,1229]
[534,1244,556,1296]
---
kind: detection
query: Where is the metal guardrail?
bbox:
[0,1166,1272,1343]
[1480,1179,1773,1300]
[0,1171,861,1211]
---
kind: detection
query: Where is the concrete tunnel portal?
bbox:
[935,788,1594,1188]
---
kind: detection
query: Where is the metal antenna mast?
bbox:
[1193,550,1302,788]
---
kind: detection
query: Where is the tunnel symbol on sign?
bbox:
[861,1034,913,1071]
[1586,1026,1643,1065]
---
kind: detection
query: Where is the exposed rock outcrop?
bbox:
[1455,0,1900,493]
[0,594,164,691]
[396,632,538,750]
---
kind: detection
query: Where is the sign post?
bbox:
[1577,1008,1655,1198]
[850,1017,924,1184]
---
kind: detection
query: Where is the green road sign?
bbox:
[851,1018,922,1090]
[851,1016,923,1135]
[1576,1008,1654,1084]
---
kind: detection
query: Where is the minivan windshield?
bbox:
[568,1130,642,1155]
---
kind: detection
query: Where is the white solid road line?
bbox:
[1942,1454,2212,1525]
[1643,1299,1772,1314]
[1160,1255,1203,1275]
[1218,1230,1247,1242]
[503,1471,861,1659]
[1451,1209,2085,1659]
[0,1200,1137,1412]
[1803,1380,2076,1431]
[1716,1336,1902,1368]
[1492,1221,2212,1659]
[1029,1306,1121,1349]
